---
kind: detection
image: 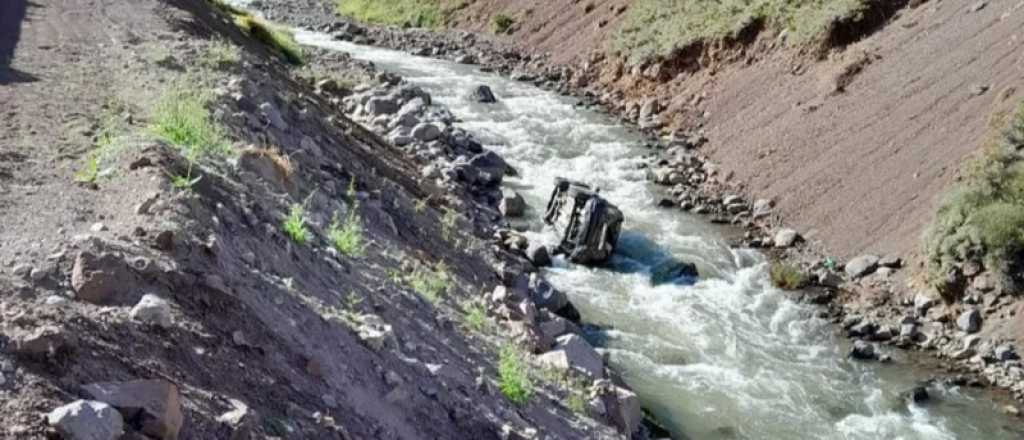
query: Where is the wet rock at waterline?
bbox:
[849,340,878,360]
[500,188,526,217]
[537,334,605,378]
[543,178,623,265]
[650,258,699,286]
[470,85,497,103]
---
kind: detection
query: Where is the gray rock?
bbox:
[365,97,399,115]
[499,189,526,217]
[849,340,877,360]
[957,309,982,333]
[29,266,50,282]
[411,123,441,142]
[752,199,772,218]
[845,255,879,278]
[529,274,569,312]
[389,133,414,147]
[130,294,173,328]
[537,315,579,341]
[356,314,394,351]
[470,85,497,103]
[44,295,69,306]
[909,386,930,403]
[649,258,699,286]
[468,150,508,185]
[82,379,183,440]
[259,102,288,131]
[638,99,661,120]
[12,264,32,278]
[455,54,477,64]
[914,293,936,316]
[10,325,73,358]
[526,242,552,268]
[48,400,124,440]
[71,251,133,304]
[879,255,903,268]
[536,334,604,378]
[773,229,799,248]
[994,344,1018,361]
[602,384,643,435]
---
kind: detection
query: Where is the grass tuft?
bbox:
[234,15,303,65]
[497,344,534,405]
[283,203,311,245]
[408,262,450,304]
[461,299,490,333]
[328,205,366,257]
[336,0,444,28]
[150,86,230,157]
[925,102,1024,288]
[200,39,242,69]
[769,261,806,290]
[612,0,870,61]
[492,14,514,34]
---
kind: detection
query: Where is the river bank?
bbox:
[244,0,1024,416]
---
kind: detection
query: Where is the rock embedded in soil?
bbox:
[130,294,173,328]
[773,229,799,248]
[48,400,124,440]
[536,334,604,378]
[957,309,982,333]
[71,251,134,304]
[844,255,880,279]
[82,379,183,440]
[9,325,73,358]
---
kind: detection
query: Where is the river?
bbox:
[295,30,1022,440]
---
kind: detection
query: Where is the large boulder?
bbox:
[529,274,569,312]
[365,96,399,115]
[82,379,183,440]
[500,189,526,217]
[957,309,982,333]
[597,382,643,436]
[536,334,604,378]
[650,258,698,286]
[470,85,497,103]
[543,178,623,265]
[48,400,124,440]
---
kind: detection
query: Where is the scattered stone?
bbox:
[878,255,902,269]
[525,242,552,267]
[752,199,772,218]
[529,274,569,312]
[994,344,1018,361]
[957,309,982,333]
[499,189,526,217]
[455,54,477,64]
[12,263,32,278]
[130,294,173,328]
[356,314,394,351]
[773,229,799,248]
[411,122,441,142]
[9,325,73,358]
[649,258,698,285]
[849,340,877,360]
[135,192,160,215]
[83,379,183,440]
[470,85,497,103]
[600,384,643,435]
[44,295,69,306]
[968,1,987,13]
[536,334,604,378]
[71,251,133,304]
[365,97,399,115]
[909,386,929,403]
[29,266,50,282]
[845,255,879,279]
[913,293,935,316]
[48,400,124,440]
[259,102,288,131]
[91,222,108,232]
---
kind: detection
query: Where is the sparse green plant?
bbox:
[612,0,871,61]
[75,153,100,184]
[441,208,459,241]
[491,14,514,34]
[200,39,242,69]
[408,261,450,304]
[497,344,534,405]
[282,203,311,245]
[150,85,230,157]
[769,261,806,290]
[233,15,304,65]
[336,0,444,28]
[328,205,366,257]
[538,367,589,415]
[925,102,1024,290]
[414,198,428,214]
[461,299,490,333]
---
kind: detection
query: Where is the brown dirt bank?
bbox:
[450,0,1024,263]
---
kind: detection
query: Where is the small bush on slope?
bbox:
[497,344,533,405]
[769,262,806,290]
[924,102,1024,296]
[612,0,870,61]
[150,86,231,157]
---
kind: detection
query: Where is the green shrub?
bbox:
[769,261,805,290]
[497,344,533,405]
[150,86,230,157]
[925,102,1024,285]
[336,0,443,28]
[328,206,365,257]
[282,203,311,245]
[492,14,514,34]
[461,300,489,333]
[409,262,450,303]
[611,0,870,61]
[234,15,303,65]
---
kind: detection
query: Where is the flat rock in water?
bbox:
[470,85,497,103]
[649,259,698,286]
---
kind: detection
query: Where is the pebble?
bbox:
[90,222,108,232]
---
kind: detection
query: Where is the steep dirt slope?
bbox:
[0,0,626,438]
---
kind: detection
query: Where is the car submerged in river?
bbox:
[543,178,624,265]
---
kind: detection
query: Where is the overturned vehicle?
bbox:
[543,178,624,265]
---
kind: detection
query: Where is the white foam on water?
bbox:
[294,29,1024,439]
